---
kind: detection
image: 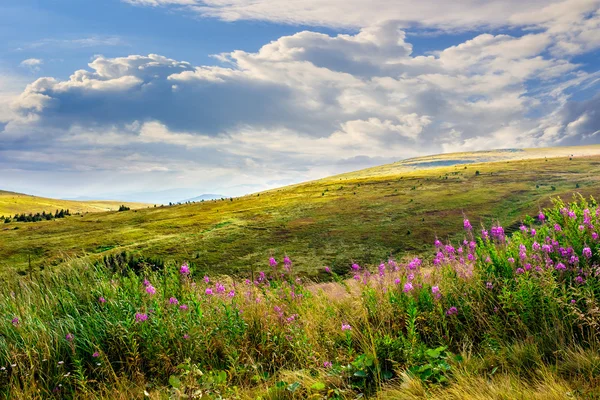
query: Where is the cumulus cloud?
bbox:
[3,2,600,197]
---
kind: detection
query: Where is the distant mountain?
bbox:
[180,194,224,203]
[68,189,226,205]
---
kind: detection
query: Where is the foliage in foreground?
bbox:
[2,195,600,398]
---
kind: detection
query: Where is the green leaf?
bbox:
[353,370,368,378]
[311,382,326,390]
[169,375,181,389]
[287,382,301,392]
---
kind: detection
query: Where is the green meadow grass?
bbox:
[2,155,600,277]
[1,196,600,399]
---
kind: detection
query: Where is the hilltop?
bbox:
[2,145,600,275]
[0,190,150,217]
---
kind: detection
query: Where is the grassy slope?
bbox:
[0,191,150,216]
[2,148,600,276]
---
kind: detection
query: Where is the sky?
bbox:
[0,0,599,202]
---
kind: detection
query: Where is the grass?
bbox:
[0,190,149,216]
[2,151,600,277]
[2,195,600,398]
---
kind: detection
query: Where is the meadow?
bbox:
[0,190,148,217]
[2,195,600,399]
[2,152,600,278]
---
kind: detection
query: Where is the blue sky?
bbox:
[1,0,599,202]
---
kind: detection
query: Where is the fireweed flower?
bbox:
[283,256,291,265]
[464,218,472,231]
[269,257,277,267]
[98,296,107,304]
[341,323,352,331]
[351,263,360,271]
[508,257,515,264]
[143,279,151,287]
[323,361,332,368]
[228,290,235,298]
[135,313,148,323]
[486,282,493,289]
[179,304,188,311]
[554,224,562,231]
[92,352,100,358]
[555,262,566,271]
[531,229,536,236]
[583,247,592,258]
[66,333,74,342]
[432,286,440,294]
[593,233,599,240]
[324,266,331,273]
[481,229,489,240]
[446,307,458,316]
[394,278,401,285]
[179,263,190,275]
[216,283,225,293]
[516,268,525,274]
[571,299,577,304]
[205,288,214,295]
[169,297,178,305]
[538,212,545,221]
[434,239,442,247]
[353,274,361,281]
[403,282,413,292]
[11,317,19,327]
[145,285,156,295]
[575,276,584,284]
[568,210,576,219]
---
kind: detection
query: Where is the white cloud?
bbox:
[19,58,43,72]
[3,7,600,197]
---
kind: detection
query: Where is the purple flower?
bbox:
[351,263,360,271]
[446,307,458,316]
[269,257,277,267]
[531,228,536,236]
[508,257,515,264]
[403,282,413,293]
[463,218,472,231]
[516,268,525,275]
[98,296,107,304]
[555,262,566,271]
[341,323,352,331]
[434,239,442,247]
[575,276,584,284]
[394,278,401,285]
[179,304,188,311]
[228,290,235,298]
[205,288,214,295]
[323,361,332,368]
[571,299,577,304]
[143,279,151,287]
[169,297,178,305]
[135,313,148,323]
[486,282,493,289]
[554,224,562,232]
[183,334,190,340]
[324,266,331,273]
[11,317,19,327]
[66,333,74,342]
[145,285,156,295]
[203,275,210,284]
[215,283,226,293]
[283,256,291,265]
[92,352,100,358]
[583,247,592,259]
[568,210,576,219]
[180,263,190,275]
[538,212,545,221]
[593,232,599,240]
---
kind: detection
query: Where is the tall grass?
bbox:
[1,195,600,398]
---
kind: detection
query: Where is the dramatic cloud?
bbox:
[2,0,600,199]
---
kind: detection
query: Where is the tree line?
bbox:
[2,209,71,223]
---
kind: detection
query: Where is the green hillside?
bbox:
[1,147,600,276]
[0,190,149,216]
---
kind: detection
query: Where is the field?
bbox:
[0,191,149,216]
[2,146,600,277]
[2,194,600,399]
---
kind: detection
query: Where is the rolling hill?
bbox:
[2,145,600,276]
[0,191,150,217]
